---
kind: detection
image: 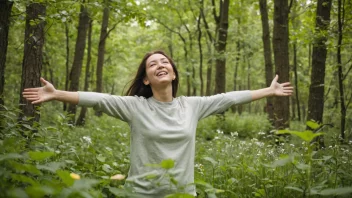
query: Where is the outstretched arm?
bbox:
[22,78,79,105]
[251,75,293,101]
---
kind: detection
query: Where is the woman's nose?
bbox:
[157,63,165,69]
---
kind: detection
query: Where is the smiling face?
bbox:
[144,53,176,87]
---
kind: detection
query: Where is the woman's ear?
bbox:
[143,78,150,85]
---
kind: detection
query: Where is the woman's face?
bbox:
[144,53,176,87]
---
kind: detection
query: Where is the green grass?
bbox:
[1,105,352,197]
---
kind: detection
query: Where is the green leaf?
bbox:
[72,179,100,190]
[0,153,24,161]
[306,120,320,130]
[9,161,42,175]
[296,163,310,170]
[277,130,324,142]
[8,188,29,198]
[318,187,352,196]
[96,154,106,163]
[161,159,175,169]
[26,186,55,198]
[194,180,213,188]
[266,155,293,168]
[108,187,142,198]
[165,193,195,198]
[28,151,55,161]
[285,186,304,193]
[203,157,217,167]
[37,162,65,173]
[56,170,74,186]
[11,173,38,185]
[102,164,112,173]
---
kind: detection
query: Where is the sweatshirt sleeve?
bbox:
[77,91,136,122]
[187,91,252,120]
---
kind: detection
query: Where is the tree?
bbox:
[307,0,332,147]
[213,0,229,94]
[200,0,215,96]
[197,0,204,96]
[259,0,274,123]
[67,3,89,122]
[95,0,110,116]
[336,0,346,142]
[0,0,13,107]
[272,0,290,129]
[18,3,46,126]
[76,19,92,126]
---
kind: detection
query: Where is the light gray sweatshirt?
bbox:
[78,91,252,197]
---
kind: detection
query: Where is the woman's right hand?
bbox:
[22,78,56,104]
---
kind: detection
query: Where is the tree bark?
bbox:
[273,0,290,129]
[18,3,46,126]
[259,0,274,123]
[337,0,346,142]
[67,4,89,122]
[200,0,214,96]
[63,22,70,111]
[307,0,332,147]
[0,0,13,107]
[293,43,301,121]
[76,20,92,126]
[95,2,109,116]
[197,6,204,96]
[214,0,229,94]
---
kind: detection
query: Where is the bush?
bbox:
[197,112,272,140]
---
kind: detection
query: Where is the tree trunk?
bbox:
[63,22,70,111]
[337,0,346,142]
[200,0,214,96]
[205,44,213,96]
[214,0,229,94]
[18,3,46,126]
[259,0,274,123]
[67,4,89,123]
[273,0,290,129]
[0,0,13,108]
[307,0,332,147]
[197,6,204,96]
[76,20,92,126]
[291,1,301,121]
[95,2,109,116]
[293,43,301,121]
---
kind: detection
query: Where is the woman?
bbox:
[23,50,293,197]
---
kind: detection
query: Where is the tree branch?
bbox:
[201,0,214,43]
[211,0,219,23]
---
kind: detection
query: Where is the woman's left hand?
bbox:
[270,75,294,96]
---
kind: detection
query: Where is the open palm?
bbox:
[22,78,56,104]
[270,75,293,96]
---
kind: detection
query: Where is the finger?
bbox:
[23,88,40,92]
[22,92,39,96]
[281,82,291,86]
[40,77,48,85]
[283,86,294,90]
[274,75,278,82]
[32,99,43,104]
[25,97,39,101]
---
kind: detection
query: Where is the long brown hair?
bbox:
[125,50,179,98]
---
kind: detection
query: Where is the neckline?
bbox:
[148,96,177,108]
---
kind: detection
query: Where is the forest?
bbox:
[0,0,352,197]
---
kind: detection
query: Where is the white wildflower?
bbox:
[231,132,239,137]
[105,147,112,151]
[216,129,224,134]
[82,136,92,144]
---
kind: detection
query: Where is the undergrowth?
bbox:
[1,104,352,197]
